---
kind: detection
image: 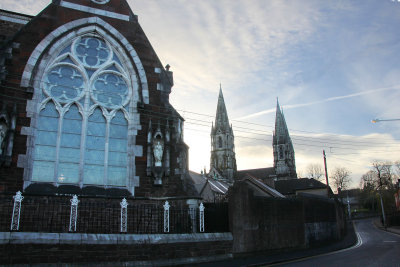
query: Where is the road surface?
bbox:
[274,219,400,267]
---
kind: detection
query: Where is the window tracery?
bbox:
[31,35,133,188]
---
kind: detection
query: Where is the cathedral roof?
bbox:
[274,178,327,196]
[237,167,275,180]
[212,86,232,134]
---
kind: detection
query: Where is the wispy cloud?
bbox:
[237,85,400,120]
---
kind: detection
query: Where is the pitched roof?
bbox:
[239,174,285,198]
[187,171,230,199]
[274,178,327,195]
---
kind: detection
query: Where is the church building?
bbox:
[0,0,194,198]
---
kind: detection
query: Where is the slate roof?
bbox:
[236,167,275,180]
[187,171,230,202]
[274,178,327,195]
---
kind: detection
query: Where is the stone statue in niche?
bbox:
[147,119,171,185]
[153,133,164,167]
[151,125,165,185]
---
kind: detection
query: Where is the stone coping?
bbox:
[0,232,233,245]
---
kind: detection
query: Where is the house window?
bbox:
[31,35,133,187]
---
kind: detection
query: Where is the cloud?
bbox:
[292,132,400,188]
[0,0,48,15]
[237,85,400,120]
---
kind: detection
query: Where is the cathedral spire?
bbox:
[213,85,231,134]
[273,98,297,179]
[210,85,236,182]
[274,98,289,143]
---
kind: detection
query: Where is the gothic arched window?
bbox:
[31,35,133,187]
[279,145,284,160]
[218,136,222,148]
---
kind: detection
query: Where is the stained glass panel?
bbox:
[59,105,81,183]
[32,102,59,182]
[84,108,106,185]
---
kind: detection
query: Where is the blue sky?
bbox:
[2,0,400,188]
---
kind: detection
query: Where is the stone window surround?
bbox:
[19,17,149,195]
[33,35,132,186]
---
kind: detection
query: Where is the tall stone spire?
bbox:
[212,85,232,135]
[273,99,297,179]
[210,85,236,182]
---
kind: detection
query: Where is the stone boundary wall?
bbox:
[0,232,233,265]
[229,181,346,254]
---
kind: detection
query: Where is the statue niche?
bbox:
[147,120,170,185]
[153,133,164,167]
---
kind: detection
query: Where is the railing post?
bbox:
[69,195,79,232]
[199,203,205,233]
[120,198,128,233]
[163,201,170,233]
[10,191,24,231]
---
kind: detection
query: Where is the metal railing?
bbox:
[0,192,229,234]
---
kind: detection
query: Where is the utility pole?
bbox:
[378,169,387,228]
[323,150,330,197]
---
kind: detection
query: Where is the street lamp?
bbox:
[372,118,400,123]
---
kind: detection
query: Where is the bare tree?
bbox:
[371,161,394,190]
[306,163,324,181]
[360,170,377,189]
[331,167,351,192]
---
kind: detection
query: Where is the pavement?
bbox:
[192,218,400,267]
[373,218,400,235]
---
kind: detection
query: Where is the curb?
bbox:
[243,221,358,267]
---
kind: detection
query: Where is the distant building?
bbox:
[273,100,297,179]
[187,170,284,202]
[209,86,237,183]
[188,93,299,202]
[274,178,329,198]
[237,99,297,183]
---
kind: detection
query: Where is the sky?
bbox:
[2,0,400,189]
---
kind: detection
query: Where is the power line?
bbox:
[2,80,400,150]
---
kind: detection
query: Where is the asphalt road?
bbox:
[273,219,400,267]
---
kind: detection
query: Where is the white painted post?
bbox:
[120,198,128,233]
[199,203,205,233]
[163,201,170,233]
[10,191,24,231]
[69,195,79,232]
